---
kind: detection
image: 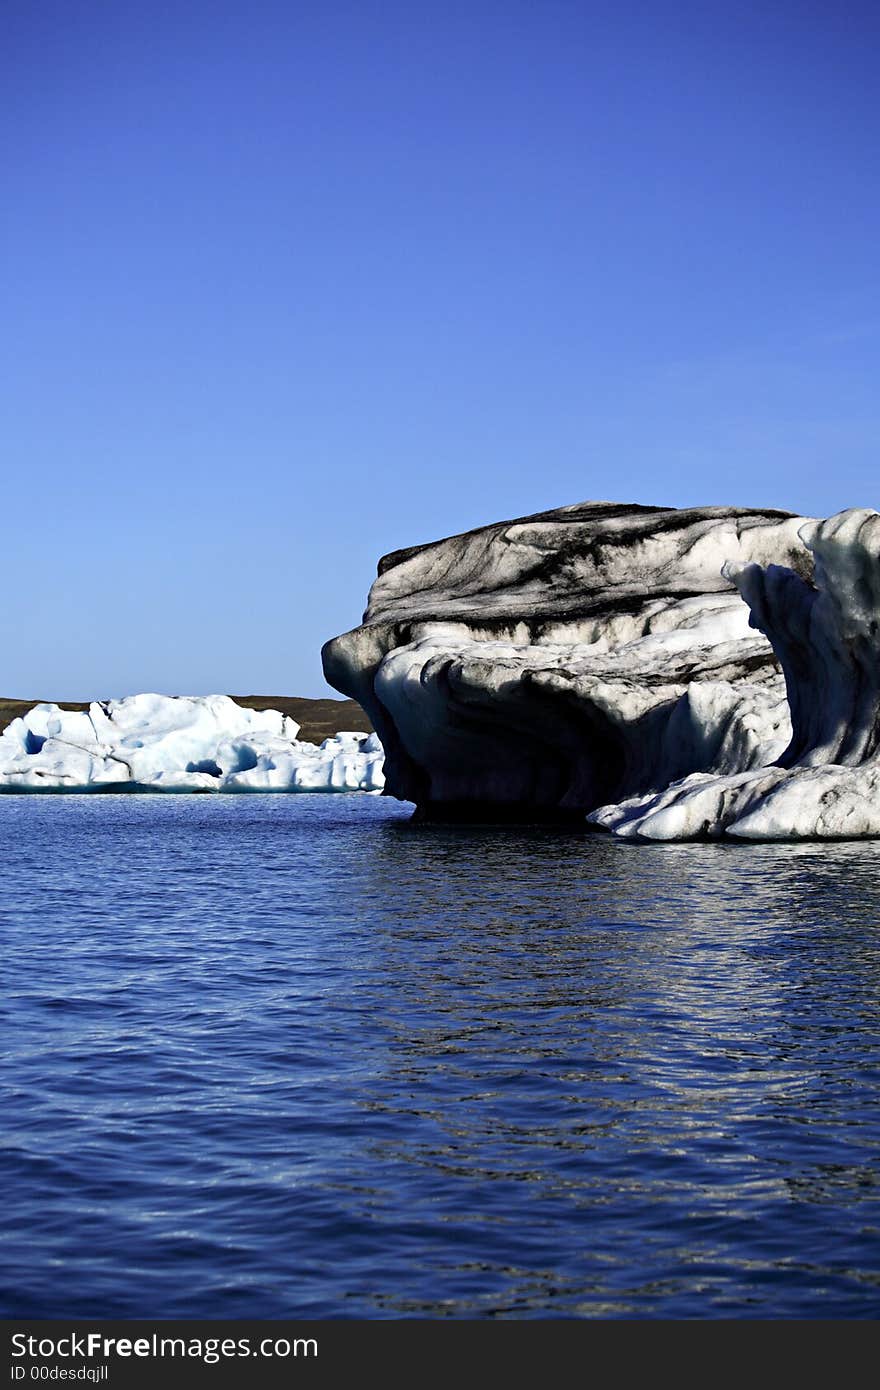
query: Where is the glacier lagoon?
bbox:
[2,793,879,1318]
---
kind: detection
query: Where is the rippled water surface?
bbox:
[2,794,879,1317]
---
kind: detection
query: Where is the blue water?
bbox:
[1,794,879,1318]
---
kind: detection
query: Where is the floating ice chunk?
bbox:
[323,501,812,821]
[0,695,383,794]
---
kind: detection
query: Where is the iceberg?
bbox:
[323,502,812,822]
[323,499,880,840]
[0,694,385,794]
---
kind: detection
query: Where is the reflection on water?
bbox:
[1,795,879,1317]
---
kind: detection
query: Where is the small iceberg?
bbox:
[0,694,385,793]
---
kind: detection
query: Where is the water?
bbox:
[1,794,879,1318]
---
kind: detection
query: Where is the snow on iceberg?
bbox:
[0,694,385,793]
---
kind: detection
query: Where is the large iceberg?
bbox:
[0,694,385,793]
[323,502,812,822]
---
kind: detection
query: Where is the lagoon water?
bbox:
[1,794,879,1318]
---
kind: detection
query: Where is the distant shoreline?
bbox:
[0,694,372,748]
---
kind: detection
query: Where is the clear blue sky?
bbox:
[2,1,878,699]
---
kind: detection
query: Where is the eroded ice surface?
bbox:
[0,694,384,793]
[324,499,880,840]
[588,509,880,840]
[323,502,811,820]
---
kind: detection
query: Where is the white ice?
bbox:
[0,694,385,794]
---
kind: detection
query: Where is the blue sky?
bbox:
[2,1,878,698]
